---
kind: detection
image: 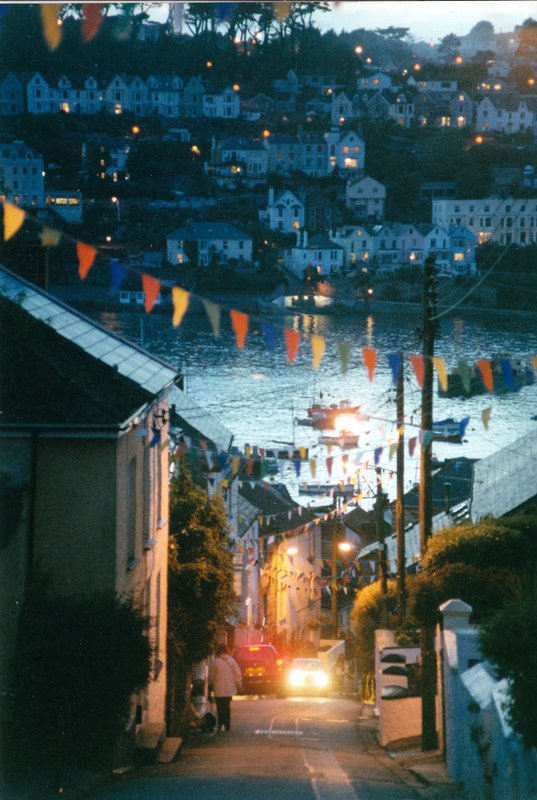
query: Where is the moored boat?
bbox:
[438,356,535,398]
[432,417,470,443]
[319,431,359,448]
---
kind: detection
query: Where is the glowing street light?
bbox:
[354,45,363,55]
[111,196,120,221]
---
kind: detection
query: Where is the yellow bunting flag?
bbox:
[532,356,537,371]
[273,1,292,20]
[338,341,351,373]
[230,309,249,349]
[284,329,301,364]
[299,447,307,460]
[362,347,377,382]
[203,299,221,337]
[172,286,189,328]
[76,242,97,279]
[409,354,424,388]
[309,459,317,478]
[311,334,325,370]
[477,358,494,392]
[142,273,160,313]
[432,356,448,393]
[39,226,61,247]
[2,201,25,241]
[389,442,399,460]
[481,407,492,430]
[40,4,63,50]
[232,455,240,475]
[82,3,104,42]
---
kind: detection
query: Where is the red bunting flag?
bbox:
[409,354,424,388]
[77,242,97,279]
[477,358,494,392]
[142,273,160,313]
[230,309,248,349]
[362,347,377,381]
[82,3,104,41]
[284,329,301,364]
[408,437,417,457]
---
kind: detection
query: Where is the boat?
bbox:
[299,482,359,497]
[319,431,359,448]
[438,356,535,398]
[307,398,361,418]
[432,417,470,443]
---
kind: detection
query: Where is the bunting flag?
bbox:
[261,321,276,354]
[409,354,424,388]
[40,3,62,50]
[203,299,221,337]
[477,358,494,392]
[77,242,97,280]
[389,442,399,460]
[39,226,61,247]
[232,455,241,475]
[149,430,161,448]
[311,334,325,370]
[326,456,333,476]
[109,258,128,294]
[273,0,292,20]
[432,356,448,393]
[387,353,402,386]
[82,3,104,41]
[499,357,514,391]
[309,459,317,478]
[482,407,492,430]
[532,356,537,371]
[230,309,248,349]
[374,447,383,465]
[2,201,25,241]
[420,430,434,450]
[459,416,470,437]
[458,360,471,394]
[284,328,301,364]
[142,273,160,313]
[338,341,352,373]
[362,347,377,381]
[172,286,190,328]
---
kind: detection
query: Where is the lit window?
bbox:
[454,253,464,261]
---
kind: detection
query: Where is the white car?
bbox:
[286,658,330,695]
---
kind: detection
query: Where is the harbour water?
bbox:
[97,304,537,506]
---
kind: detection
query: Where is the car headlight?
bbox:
[288,670,304,687]
[314,672,328,688]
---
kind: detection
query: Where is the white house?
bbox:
[264,187,304,233]
[371,223,406,270]
[449,90,474,127]
[147,74,183,118]
[182,76,205,118]
[105,74,130,115]
[324,128,365,175]
[0,72,24,116]
[332,225,375,269]
[346,176,386,221]
[297,132,328,177]
[0,140,45,207]
[357,71,395,91]
[432,196,537,246]
[203,85,240,119]
[127,75,150,116]
[284,230,344,278]
[330,91,354,125]
[264,133,301,175]
[26,72,57,114]
[397,224,427,266]
[208,136,268,186]
[166,222,253,267]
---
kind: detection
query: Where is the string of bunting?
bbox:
[3,199,536,394]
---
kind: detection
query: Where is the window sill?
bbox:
[144,538,157,551]
[127,556,140,571]
[157,517,168,530]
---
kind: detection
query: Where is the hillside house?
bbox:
[208,136,268,187]
[0,140,45,208]
[26,72,57,114]
[284,230,344,278]
[166,222,252,267]
[0,72,24,116]
[346,176,386,221]
[324,128,365,175]
[264,133,301,175]
[432,196,537,246]
[332,225,375,269]
[147,74,184,118]
[203,85,240,119]
[263,187,305,233]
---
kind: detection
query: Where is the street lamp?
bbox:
[111,196,120,222]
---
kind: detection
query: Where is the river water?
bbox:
[97,304,537,506]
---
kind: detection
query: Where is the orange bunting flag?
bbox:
[482,407,492,430]
[409,354,425,388]
[172,286,189,328]
[2,201,25,241]
[477,358,494,392]
[82,3,104,41]
[40,4,63,50]
[230,309,248,349]
[362,347,377,382]
[76,242,97,279]
[273,1,292,20]
[532,356,537,371]
[39,226,61,247]
[203,299,221,337]
[142,273,160,313]
[284,329,301,364]
[311,334,325,370]
[432,356,448,393]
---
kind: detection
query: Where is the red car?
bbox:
[233,644,286,696]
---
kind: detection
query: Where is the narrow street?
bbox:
[86,696,460,800]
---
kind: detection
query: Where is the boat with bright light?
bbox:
[318,431,359,448]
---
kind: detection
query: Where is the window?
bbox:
[453,253,464,261]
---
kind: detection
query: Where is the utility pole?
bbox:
[419,255,438,751]
[375,466,388,596]
[396,361,406,625]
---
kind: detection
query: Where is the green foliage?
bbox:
[421,519,531,574]
[480,577,537,748]
[9,585,152,768]
[168,461,235,666]
[349,580,397,675]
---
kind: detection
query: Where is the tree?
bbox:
[8,585,152,773]
[166,461,235,734]
[437,32,461,62]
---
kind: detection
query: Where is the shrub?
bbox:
[349,579,397,675]
[421,520,530,574]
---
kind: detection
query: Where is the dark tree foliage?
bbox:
[8,585,152,769]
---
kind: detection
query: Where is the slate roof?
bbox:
[299,234,344,251]
[404,457,476,513]
[168,222,250,242]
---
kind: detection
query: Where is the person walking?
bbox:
[208,643,242,732]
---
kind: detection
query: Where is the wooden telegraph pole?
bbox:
[375,466,388,596]
[396,361,406,625]
[419,255,439,751]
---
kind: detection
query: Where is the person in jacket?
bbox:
[208,643,242,731]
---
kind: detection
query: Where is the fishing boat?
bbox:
[307,398,361,418]
[319,431,360,449]
[299,482,358,497]
[432,417,470,443]
[438,356,535,398]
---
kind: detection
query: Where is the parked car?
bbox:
[233,644,286,696]
[286,657,330,695]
